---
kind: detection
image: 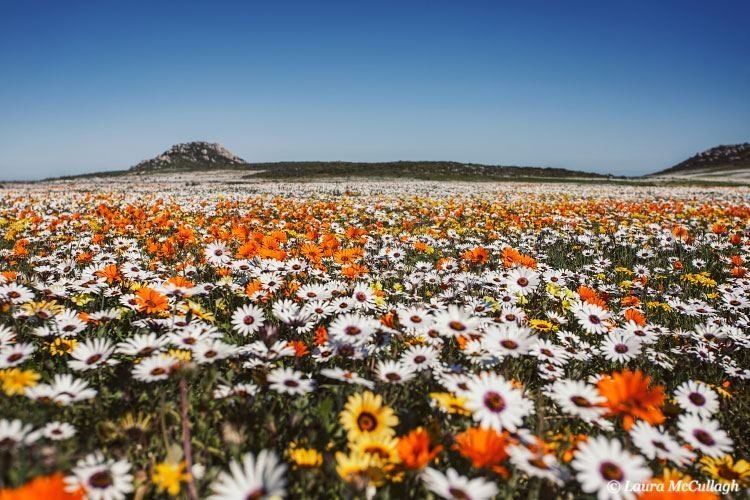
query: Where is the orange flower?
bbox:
[637,470,718,500]
[135,287,169,314]
[287,340,309,357]
[578,285,608,309]
[300,243,323,263]
[245,279,263,298]
[462,247,489,264]
[621,296,640,308]
[334,247,363,265]
[624,309,646,326]
[501,247,537,269]
[237,240,260,259]
[341,264,368,279]
[413,241,429,252]
[94,264,121,283]
[454,427,512,475]
[75,251,93,263]
[597,370,665,430]
[731,267,746,278]
[314,325,328,346]
[166,276,195,289]
[671,225,690,242]
[0,472,83,500]
[397,428,443,470]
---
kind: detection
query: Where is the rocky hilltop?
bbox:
[129,142,247,172]
[654,143,750,175]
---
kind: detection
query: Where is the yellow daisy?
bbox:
[339,391,398,442]
[152,461,191,496]
[701,455,750,486]
[0,368,40,396]
[288,444,323,469]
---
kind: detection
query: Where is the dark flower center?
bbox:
[599,461,624,481]
[448,488,470,500]
[484,391,506,413]
[688,392,706,406]
[86,354,103,364]
[570,396,592,408]
[448,321,466,331]
[357,412,377,431]
[693,429,715,446]
[345,326,362,336]
[88,470,113,489]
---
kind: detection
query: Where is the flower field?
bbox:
[0,180,748,499]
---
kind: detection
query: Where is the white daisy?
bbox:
[208,449,287,500]
[677,414,734,457]
[231,304,266,336]
[267,367,314,395]
[571,435,651,500]
[547,379,607,423]
[462,372,533,431]
[68,338,117,371]
[422,467,498,500]
[64,452,133,500]
[673,380,719,417]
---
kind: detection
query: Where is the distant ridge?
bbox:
[130,141,247,172]
[121,141,608,180]
[652,143,750,176]
[242,160,609,180]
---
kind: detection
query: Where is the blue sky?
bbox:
[1,0,748,179]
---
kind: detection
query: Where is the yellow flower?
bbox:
[18,300,64,319]
[152,461,190,496]
[178,300,215,322]
[429,392,470,416]
[339,391,398,442]
[530,319,557,332]
[335,450,386,486]
[119,412,152,440]
[288,445,323,468]
[168,349,192,361]
[71,294,94,306]
[683,272,717,288]
[350,435,400,466]
[49,338,78,356]
[701,455,750,486]
[0,368,40,396]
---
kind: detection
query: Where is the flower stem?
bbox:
[179,376,199,500]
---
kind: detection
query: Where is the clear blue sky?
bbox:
[1,0,748,179]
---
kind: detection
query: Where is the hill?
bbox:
[129,142,248,172]
[120,142,609,181]
[242,160,609,181]
[652,143,750,176]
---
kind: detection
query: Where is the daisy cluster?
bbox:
[0,180,748,499]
